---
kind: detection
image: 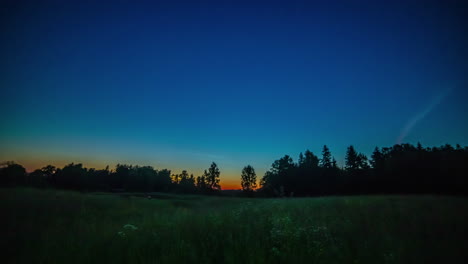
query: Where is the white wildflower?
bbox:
[123,224,138,230]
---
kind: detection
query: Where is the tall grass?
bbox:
[1,188,467,263]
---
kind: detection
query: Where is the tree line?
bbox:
[0,161,222,195]
[259,143,468,197]
[1,143,467,196]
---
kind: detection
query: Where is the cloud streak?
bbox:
[397,88,452,144]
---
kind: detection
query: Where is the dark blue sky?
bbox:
[1,0,467,188]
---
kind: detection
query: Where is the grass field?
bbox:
[1,188,467,264]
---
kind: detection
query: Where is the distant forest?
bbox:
[1,143,468,197]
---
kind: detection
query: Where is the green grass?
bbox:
[1,188,467,264]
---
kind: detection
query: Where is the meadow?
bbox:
[1,188,467,264]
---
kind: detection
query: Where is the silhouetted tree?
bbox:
[41,165,56,182]
[55,163,88,190]
[113,164,131,190]
[29,169,47,188]
[196,175,208,192]
[320,145,332,168]
[302,150,320,167]
[259,171,275,195]
[260,155,296,196]
[204,162,221,191]
[87,166,110,191]
[133,166,157,191]
[172,173,181,185]
[175,170,196,193]
[0,162,27,186]
[345,145,359,171]
[298,152,304,165]
[295,150,321,195]
[345,145,369,170]
[370,147,384,170]
[241,165,257,193]
[343,145,371,193]
[155,169,172,191]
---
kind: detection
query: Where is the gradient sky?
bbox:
[1,0,467,189]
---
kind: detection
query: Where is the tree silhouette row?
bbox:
[259,143,468,197]
[0,161,222,195]
[1,143,467,196]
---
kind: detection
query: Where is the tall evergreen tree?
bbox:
[303,150,319,168]
[320,145,332,168]
[298,152,305,165]
[346,145,370,171]
[345,145,359,171]
[370,147,384,169]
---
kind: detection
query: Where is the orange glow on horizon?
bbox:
[221,183,241,190]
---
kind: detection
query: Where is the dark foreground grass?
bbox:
[1,188,467,264]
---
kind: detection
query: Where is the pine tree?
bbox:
[345,145,359,171]
[320,145,332,168]
[298,152,305,166]
[370,147,384,170]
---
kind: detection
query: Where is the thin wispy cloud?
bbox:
[397,88,453,144]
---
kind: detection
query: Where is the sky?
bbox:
[1,0,467,189]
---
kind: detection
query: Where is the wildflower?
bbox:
[123,224,138,230]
